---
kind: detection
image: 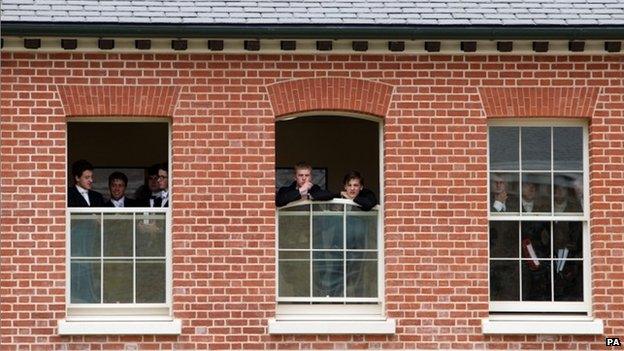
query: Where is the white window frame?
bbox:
[271,114,394,334]
[487,119,591,314]
[276,199,381,304]
[60,119,178,335]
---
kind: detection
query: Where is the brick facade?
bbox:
[1,52,623,350]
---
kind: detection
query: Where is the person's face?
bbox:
[492,177,506,194]
[109,179,126,200]
[295,168,311,188]
[554,185,567,204]
[148,174,160,192]
[522,183,536,201]
[344,178,363,198]
[157,169,168,191]
[75,170,93,190]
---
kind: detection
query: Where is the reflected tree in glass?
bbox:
[136,259,166,303]
[103,259,133,303]
[71,260,101,303]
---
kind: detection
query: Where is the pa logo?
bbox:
[606,338,621,347]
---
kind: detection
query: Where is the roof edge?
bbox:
[2,22,624,39]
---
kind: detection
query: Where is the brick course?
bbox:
[1,52,623,350]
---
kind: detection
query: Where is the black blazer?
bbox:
[490,193,520,213]
[68,186,105,207]
[139,195,168,208]
[276,181,333,207]
[104,197,139,208]
[335,188,378,211]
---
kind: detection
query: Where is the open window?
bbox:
[270,115,394,334]
[60,121,179,335]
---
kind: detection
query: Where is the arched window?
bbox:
[272,114,393,334]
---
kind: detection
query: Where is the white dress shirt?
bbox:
[75,185,90,206]
[160,190,168,207]
[522,199,534,213]
[111,197,125,208]
[492,200,506,212]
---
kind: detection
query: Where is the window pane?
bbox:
[346,214,377,250]
[521,221,551,259]
[489,260,519,301]
[313,260,343,297]
[489,173,520,213]
[346,251,378,260]
[103,260,133,303]
[554,127,583,170]
[279,250,308,260]
[489,127,519,170]
[313,214,343,250]
[521,127,551,170]
[103,213,133,257]
[70,260,101,303]
[554,173,583,213]
[554,261,583,301]
[278,215,310,249]
[136,213,166,257]
[136,259,166,303]
[489,221,519,258]
[521,173,551,213]
[71,215,101,257]
[554,221,583,258]
[347,260,377,298]
[522,260,551,301]
[279,260,309,297]
[313,251,343,260]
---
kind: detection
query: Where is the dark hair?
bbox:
[147,163,167,176]
[343,170,364,186]
[294,162,312,172]
[71,159,93,180]
[108,171,128,187]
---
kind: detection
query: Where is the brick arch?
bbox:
[266,78,393,118]
[479,87,600,118]
[57,85,181,117]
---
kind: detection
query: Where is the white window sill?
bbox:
[482,316,603,335]
[268,319,396,335]
[58,319,181,335]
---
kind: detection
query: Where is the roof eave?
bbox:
[3,22,624,40]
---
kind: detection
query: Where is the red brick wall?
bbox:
[1,52,622,350]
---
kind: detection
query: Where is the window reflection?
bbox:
[554,173,583,213]
[490,173,520,213]
[521,173,551,213]
[277,200,379,300]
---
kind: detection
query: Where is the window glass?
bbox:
[136,260,166,303]
[489,173,520,214]
[489,127,519,170]
[554,127,583,170]
[554,173,583,213]
[103,260,133,303]
[277,202,379,301]
[103,213,133,257]
[521,127,551,170]
[488,124,587,311]
[69,211,167,305]
[521,173,551,213]
[71,215,100,257]
[489,260,519,301]
[70,260,101,303]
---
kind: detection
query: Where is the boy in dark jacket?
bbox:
[276,162,333,207]
[336,170,378,211]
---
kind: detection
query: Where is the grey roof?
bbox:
[2,0,624,26]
